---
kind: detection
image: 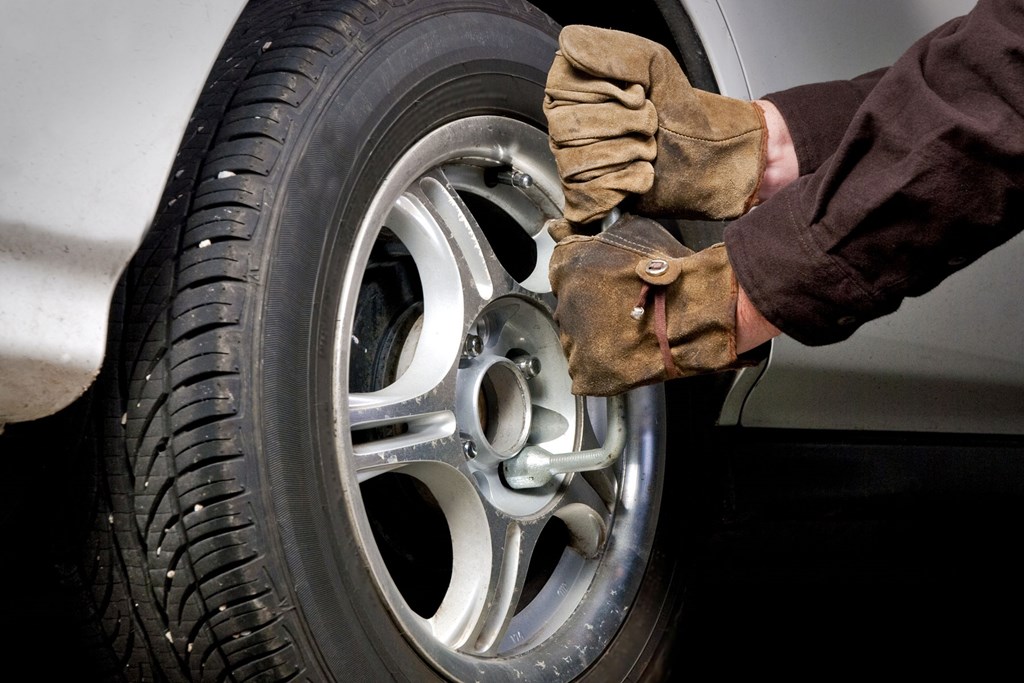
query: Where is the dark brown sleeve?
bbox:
[724,0,1024,346]
[762,68,887,176]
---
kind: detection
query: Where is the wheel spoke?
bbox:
[437,162,558,295]
[517,227,557,294]
[348,373,461,481]
[430,512,546,654]
[344,190,473,482]
[559,470,615,517]
[411,169,519,305]
[385,192,472,344]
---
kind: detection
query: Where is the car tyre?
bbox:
[73,1,690,680]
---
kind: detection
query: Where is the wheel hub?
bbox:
[452,296,576,515]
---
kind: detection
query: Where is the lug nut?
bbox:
[511,353,541,380]
[495,169,533,189]
[462,438,478,460]
[463,334,483,359]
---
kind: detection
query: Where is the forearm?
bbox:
[728,0,1024,346]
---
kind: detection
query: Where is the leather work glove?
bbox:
[544,25,767,224]
[547,214,762,396]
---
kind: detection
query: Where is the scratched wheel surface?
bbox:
[76,1,688,680]
[341,114,669,680]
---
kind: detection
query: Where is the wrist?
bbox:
[753,99,798,202]
[735,284,781,354]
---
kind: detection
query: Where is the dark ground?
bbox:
[6,417,1024,681]
[12,514,1024,680]
[679,510,1024,678]
[673,427,1024,680]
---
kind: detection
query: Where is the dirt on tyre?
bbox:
[75,0,689,680]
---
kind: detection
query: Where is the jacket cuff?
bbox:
[722,182,900,346]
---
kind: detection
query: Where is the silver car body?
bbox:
[0,0,246,424]
[3,0,1019,436]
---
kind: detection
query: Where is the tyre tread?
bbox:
[82,0,564,679]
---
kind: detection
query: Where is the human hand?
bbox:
[544,25,768,225]
[547,214,764,396]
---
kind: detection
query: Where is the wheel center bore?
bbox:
[456,355,532,465]
[449,297,578,515]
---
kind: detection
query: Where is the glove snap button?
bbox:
[645,259,669,276]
